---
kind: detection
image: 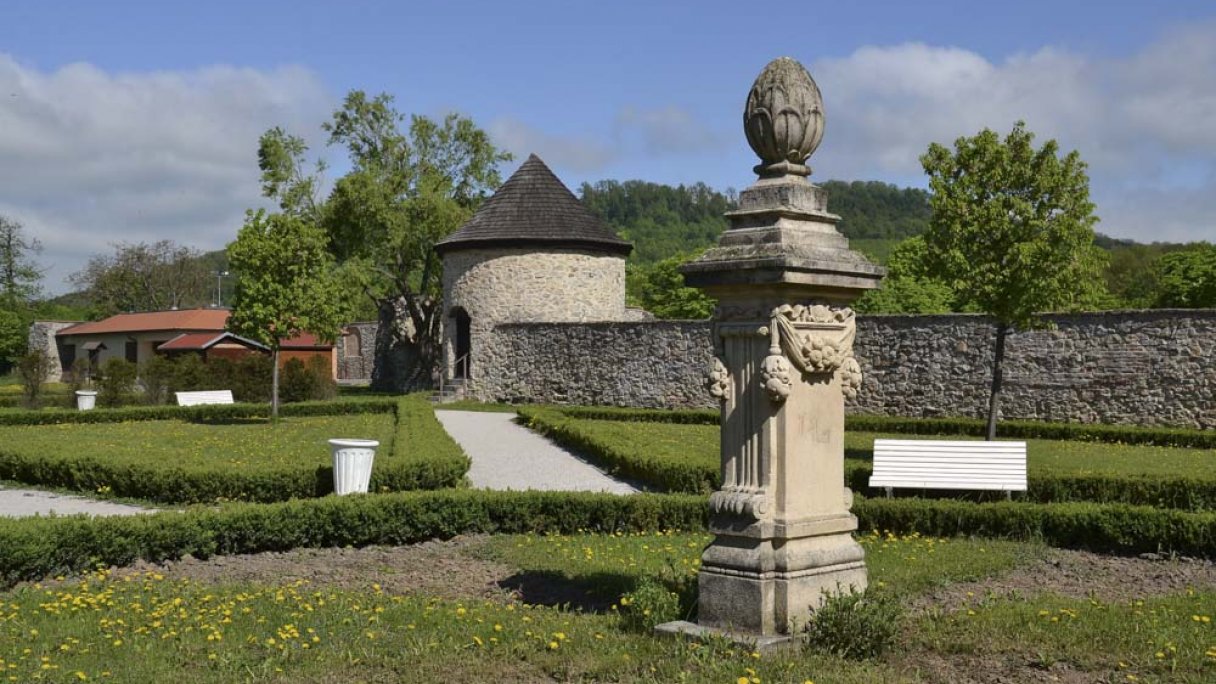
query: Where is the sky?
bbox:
[2,0,1215,294]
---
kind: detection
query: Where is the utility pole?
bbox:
[215,270,229,308]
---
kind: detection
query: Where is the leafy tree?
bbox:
[626,253,716,319]
[1154,243,1216,308]
[0,215,45,308]
[258,91,510,391]
[96,358,137,408]
[854,237,956,314]
[69,240,212,316]
[227,210,349,419]
[921,121,1105,439]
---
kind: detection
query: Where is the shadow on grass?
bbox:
[497,570,638,612]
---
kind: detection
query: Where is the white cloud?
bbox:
[0,55,334,294]
[808,22,1216,242]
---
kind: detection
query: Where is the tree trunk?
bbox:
[985,323,1009,441]
[271,347,280,423]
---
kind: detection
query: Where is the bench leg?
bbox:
[885,487,893,499]
[1005,490,1012,501]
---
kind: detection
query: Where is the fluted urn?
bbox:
[744,57,825,179]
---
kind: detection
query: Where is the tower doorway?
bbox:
[452,308,471,379]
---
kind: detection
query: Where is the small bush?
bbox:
[96,358,138,407]
[171,353,210,393]
[15,350,54,409]
[307,355,337,401]
[280,358,315,403]
[140,355,175,405]
[806,587,903,660]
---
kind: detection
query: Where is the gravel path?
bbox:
[0,487,153,518]
[434,410,639,493]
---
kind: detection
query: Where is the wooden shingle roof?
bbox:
[435,154,632,256]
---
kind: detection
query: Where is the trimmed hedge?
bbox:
[0,490,707,588]
[854,497,1216,558]
[552,406,1216,449]
[4,491,1216,588]
[0,396,468,504]
[0,397,400,426]
[518,406,718,493]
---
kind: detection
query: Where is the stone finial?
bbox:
[743,57,825,180]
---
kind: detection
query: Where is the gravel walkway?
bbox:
[434,410,639,493]
[0,487,153,518]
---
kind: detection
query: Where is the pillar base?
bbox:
[694,524,867,637]
[654,620,801,654]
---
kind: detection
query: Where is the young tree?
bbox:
[226,210,348,419]
[0,215,45,308]
[921,122,1105,439]
[258,91,511,391]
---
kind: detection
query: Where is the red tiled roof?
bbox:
[157,332,269,352]
[58,309,229,336]
[56,309,333,350]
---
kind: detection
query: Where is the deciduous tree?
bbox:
[1154,243,1216,308]
[69,240,211,316]
[920,122,1105,439]
[227,210,349,419]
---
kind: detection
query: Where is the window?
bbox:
[125,340,138,363]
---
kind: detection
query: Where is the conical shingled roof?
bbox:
[435,154,632,256]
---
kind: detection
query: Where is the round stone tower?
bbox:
[434,153,633,394]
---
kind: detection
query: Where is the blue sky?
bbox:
[2,0,1215,292]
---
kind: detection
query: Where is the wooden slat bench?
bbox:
[175,390,235,407]
[869,439,1027,499]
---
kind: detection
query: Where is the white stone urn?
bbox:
[75,390,97,411]
[328,438,379,495]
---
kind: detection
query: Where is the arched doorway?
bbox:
[451,307,471,379]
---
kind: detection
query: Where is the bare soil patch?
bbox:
[914,547,1216,611]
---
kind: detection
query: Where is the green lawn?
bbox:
[0,414,395,472]
[558,417,1216,483]
[2,531,1212,682]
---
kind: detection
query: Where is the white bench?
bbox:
[869,439,1027,499]
[175,390,235,406]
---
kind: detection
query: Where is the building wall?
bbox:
[27,321,79,382]
[440,247,627,394]
[453,309,1215,429]
[336,322,377,381]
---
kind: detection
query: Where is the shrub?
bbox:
[15,350,54,409]
[806,587,903,660]
[171,353,210,393]
[139,355,175,405]
[280,358,315,403]
[0,490,709,588]
[229,354,273,403]
[307,355,337,401]
[96,358,138,407]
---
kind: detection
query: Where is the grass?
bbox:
[0,395,470,503]
[0,414,395,472]
[2,531,1212,682]
[523,409,1216,496]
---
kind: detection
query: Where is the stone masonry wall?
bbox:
[441,247,626,394]
[27,321,77,382]
[336,321,377,382]
[466,309,1215,429]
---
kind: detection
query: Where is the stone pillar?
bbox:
[657,57,884,645]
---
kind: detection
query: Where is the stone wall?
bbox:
[461,309,1215,429]
[478,321,714,407]
[336,321,377,382]
[27,321,78,382]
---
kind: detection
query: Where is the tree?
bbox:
[70,240,212,316]
[626,253,716,319]
[258,91,510,390]
[0,215,45,309]
[227,210,349,419]
[16,349,54,409]
[854,237,956,314]
[1154,243,1216,308]
[920,122,1105,439]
